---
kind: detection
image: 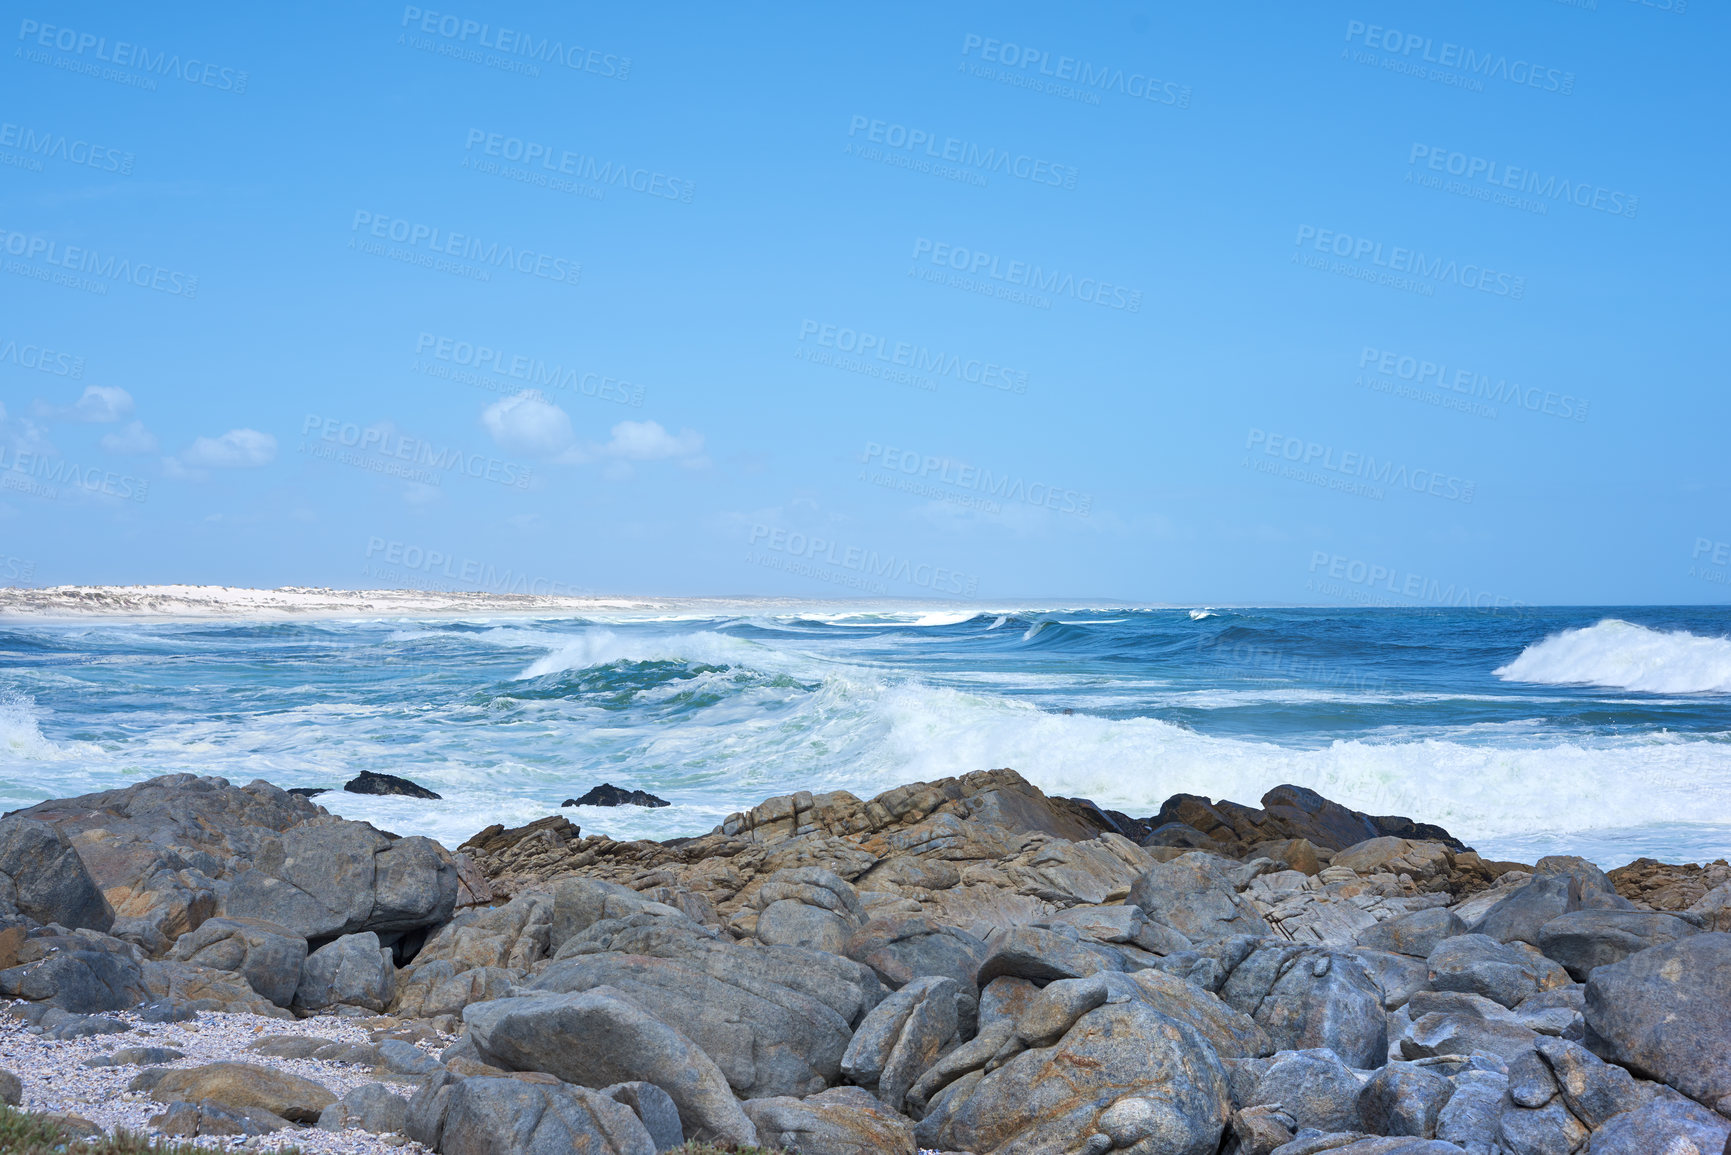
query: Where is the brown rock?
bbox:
[1607,857,1731,911]
[148,1061,336,1124]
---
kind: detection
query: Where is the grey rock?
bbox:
[344,770,440,799]
[36,1008,131,1039]
[845,916,990,990]
[1427,934,1542,1009]
[1435,1069,1507,1152]
[975,924,1120,985]
[151,1099,293,1136]
[750,867,864,955]
[293,931,395,1013]
[1585,931,1731,1107]
[137,999,197,1023]
[312,1041,384,1065]
[436,1076,656,1155]
[1220,943,1389,1069]
[0,816,113,931]
[1507,1047,1557,1108]
[1046,902,1193,956]
[742,1085,917,1155]
[1472,875,1581,946]
[1398,993,1540,1063]
[1247,1049,1363,1132]
[317,1082,409,1134]
[167,916,306,1007]
[1303,1140,1481,1154]
[1232,1103,1298,1155]
[601,1082,683,1154]
[396,892,551,976]
[1129,852,1273,942]
[392,960,521,1020]
[247,1035,325,1059]
[1496,1097,1587,1155]
[840,974,960,1110]
[1356,908,1468,959]
[1353,949,1433,1012]
[1120,967,1273,1058]
[930,1001,1231,1155]
[1536,909,1700,981]
[1357,1062,1452,1137]
[546,875,681,949]
[376,1038,442,1076]
[530,946,853,1099]
[1583,1098,1730,1155]
[465,987,758,1145]
[1532,1036,1657,1130]
[0,1068,19,1106]
[0,945,147,1012]
[83,1046,184,1067]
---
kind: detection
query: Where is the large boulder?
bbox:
[975,925,1121,986]
[433,1076,656,1155]
[146,1062,335,1125]
[746,867,864,954]
[924,1001,1231,1155]
[1584,1098,1730,1155]
[1355,907,1468,958]
[0,816,113,931]
[12,775,455,943]
[293,932,396,1013]
[1426,934,1544,1008]
[464,987,758,1146]
[409,892,551,974]
[845,917,989,991]
[1128,853,1272,942]
[839,975,963,1111]
[1357,1062,1452,1138]
[1536,909,1700,980]
[0,934,147,1012]
[316,1082,409,1135]
[1397,991,1540,1062]
[742,1086,917,1155]
[1219,943,1388,1068]
[1240,1048,1363,1132]
[1584,931,1731,1108]
[166,917,306,1008]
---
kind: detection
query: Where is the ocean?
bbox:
[1,604,1728,867]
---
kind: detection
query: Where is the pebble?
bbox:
[1,1002,451,1154]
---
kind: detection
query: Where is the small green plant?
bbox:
[0,1105,301,1155]
[665,1144,777,1155]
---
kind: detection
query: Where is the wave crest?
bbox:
[1495,619,1731,694]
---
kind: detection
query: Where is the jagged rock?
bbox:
[1397,991,1540,1062]
[464,988,758,1145]
[1357,1062,1452,1137]
[293,932,396,1013]
[1473,858,1634,947]
[1535,909,1699,980]
[743,1085,917,1155]
[1584,1098,1730,1154]
[1352,950,1432,1011]
[317,1082,409,1134]
[1606,856,1730,911]
[840,975,962,1111]
[1219,943,1388,1068]
[1043,902,1192,956]
[1532,1036,1657,1129]
[409,892,551,974]
[1129,852,1272,941]
[846,917,989,990]
[392,960,520,1020]
[1143,821,1231,852]
[1121,968,1273,1058]
[1231,1103,1298,1154]
[1331,838,1454,889]
[600,1082,683,1154]
[0,816,113,931]
[1689,882,1731,932]
[0,933,147,1012]
[166,916,306,1007]
[1356,908,1468,958]
[1427,934,1545,1008]
[1242,1048,1363,1132]
[1584,931,1731,1108]
[433,1075,657,1155]
[141,959,291,1018]
[563,784,669,808]
[148,1062,335,1124]
[344,770,440,799]
[926,1000,1231,1155]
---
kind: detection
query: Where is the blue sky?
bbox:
[1,0,1724,604]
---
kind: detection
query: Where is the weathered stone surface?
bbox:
[1045,902,1192,956]
[1357,1062,1452,1138]
[742,1085,916,1155]
[1243,1048,1363,1132]
[1535,909,1699,980]
[293,931,396,1013]
[1497,1096,1588,1155]
[148,1062,335,1124]
[1331,838,1454,888]
[1230,1103,1297,1155]
[142,959,291,1018]
[747,867,864,954]
[1584,931,1731,1108]
[465,988,759,1145]
[1607,857,1731,911]
[1507,1047,1558,1108]
[1435,1069,1507,1152]
[1352,950,1432,1012]
[391,960,520,1020]
[1427,934,1543,1008]
[151,1100,293,1136]
[1583,1098,1730,1155]
[166,916,305,1007]
[600,1082,683,1154]
[1129,852,1272,942]
[928,1001,1231,1155]
[840,974,961,1111]
[845,917,989,990]
[1532,1036,1656,1130]
[344,770,440,799]
[564,783,669,809]
[1356,908,1468,959]
[436,1076,656,1155]
[1219,943,1388,1068]
[975,924,1119,985]
[0,1068,20,1106]
[1121,968,1272,1058]
[409,892,551,974]
[316,1082,409,1134]
[0,816,113,931]
[1398,990,1542,1062]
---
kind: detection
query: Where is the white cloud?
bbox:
[559,419,708,475]
[482,391,575,458]
[100,421,158,455]
[35,386,134,423]
[165,428,277,479]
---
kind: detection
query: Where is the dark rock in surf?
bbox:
[563,784,670,809]
[286,787,327,798]
[343,771,441,800]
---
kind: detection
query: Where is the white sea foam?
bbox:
[515,628,805,678]
[1495,619,1731,694]
[1189,609,1219,620]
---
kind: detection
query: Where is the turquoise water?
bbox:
[1,606,1728,866]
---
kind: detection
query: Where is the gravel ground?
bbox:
[0,1004,447,1154]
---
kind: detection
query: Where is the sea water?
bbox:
[0,605,1727,867]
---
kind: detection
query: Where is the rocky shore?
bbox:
[2,770,1729,1154]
